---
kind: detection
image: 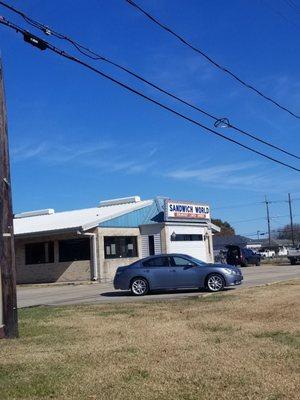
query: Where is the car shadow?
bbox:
[100,287,233,298]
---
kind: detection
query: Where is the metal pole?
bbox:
[288,193,295,247]
[0,61,18,338]
[265,196,271,246]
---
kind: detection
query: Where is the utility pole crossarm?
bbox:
[0,60,18,338]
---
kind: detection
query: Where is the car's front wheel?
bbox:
[130,277,149,296]
[206,274,225,292]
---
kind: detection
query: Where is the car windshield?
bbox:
[184,255,207,266]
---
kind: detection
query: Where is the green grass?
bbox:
[0,281,299,400]
[93,308,137,317]
[254,330,300,349]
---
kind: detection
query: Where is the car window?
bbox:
[143,256,170,267]
[228,248,240,257]
[171,256,195,266]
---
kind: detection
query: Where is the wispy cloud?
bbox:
[11,142,48,161]
[11,140,113,163]
[164,161,299,193]
[165,162,278,191]
[11,139,159,176]
[166,161,258,181]
[143,52,215,103]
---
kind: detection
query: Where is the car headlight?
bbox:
[224,268,237,275]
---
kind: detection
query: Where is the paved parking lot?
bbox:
[17,264,300,308]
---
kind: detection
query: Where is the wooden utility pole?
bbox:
[265,196,271,246]
[0,61,18,338]
[288,193,295,247]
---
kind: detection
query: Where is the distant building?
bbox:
[213,235,296,259]
[213,235,255,251]
[13,196,220,284]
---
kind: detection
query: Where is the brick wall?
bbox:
[15,233,92,284]
[97,227,141,282]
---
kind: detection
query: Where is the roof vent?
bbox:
[99,196,141,207]
[14,209,55,219]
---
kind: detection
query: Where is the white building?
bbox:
[13,196,220,284]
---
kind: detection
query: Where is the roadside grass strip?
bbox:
[0,280,299,400]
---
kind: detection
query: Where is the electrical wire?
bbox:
[236,227,299,237]
[212,196,300,211]
[261,0,298,28]
[125,0,300,119]
[282,0,300,14]
[211,202,264,211]
[1,17,300,173]
[0,1,300,160]
[231,217,267,224]
[230,214,296,224]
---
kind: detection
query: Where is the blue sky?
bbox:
[1,0,300,237]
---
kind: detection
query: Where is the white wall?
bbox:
[140,224,163,257]
[165,224,210,262]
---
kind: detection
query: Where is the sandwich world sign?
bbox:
[165,200,210,221]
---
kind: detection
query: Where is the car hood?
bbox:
[208,263,241,272]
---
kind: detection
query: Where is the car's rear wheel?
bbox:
[206,274,225,292]
[256,261,260,266]
[130,277,149,296]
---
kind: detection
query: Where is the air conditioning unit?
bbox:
[99,196,141,207]
[14,209,55,219]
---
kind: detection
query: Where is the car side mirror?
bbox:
[188,262,196,267]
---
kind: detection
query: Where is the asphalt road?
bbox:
[17,264,300,308]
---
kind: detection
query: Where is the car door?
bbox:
[244,249,255,264]
[141,256,173,289]
[169,256,204,288]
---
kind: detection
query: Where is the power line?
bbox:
[282,0,300,14]
[230,214,297,224]
[1,18,300,173]
[239,224,300,235]
[1,1,299,160]
[231,217,267,224]
[261,0,298,28]
[238,231,268,237]
[124,0,300,119]
[212,201,263,211]
[212,196,300,211]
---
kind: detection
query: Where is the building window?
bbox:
[104,236,138,259]
[25,242,54,265]
[171,234,203,241]
[59,238,90,262]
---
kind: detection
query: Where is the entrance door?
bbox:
[148,236,155,256]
